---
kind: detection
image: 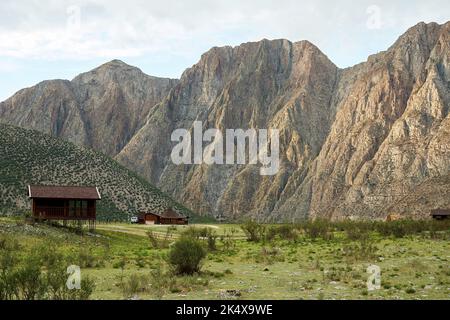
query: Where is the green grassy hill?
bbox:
[0,123,209,222]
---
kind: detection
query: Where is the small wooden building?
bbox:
[430,209,450,220]
[138,208,188,225]
[28,185,101,225]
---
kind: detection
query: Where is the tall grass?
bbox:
[0,236,95,300]
[239,218,450,243]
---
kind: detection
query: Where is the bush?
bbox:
[149,264,167,299]
[342,238,378,261]
[276,225,298,241]
[405,287,416,294]
[219,229,237,253]
[375,221,408,238]
[121,274,150,299]
[168,238,206,275]
[303,219,333,240]
[265,225,298,242]
[373,219,450,238]
[182,227,217,251]
[15,255,46,300]
[241,220,266,242]
[147,227,177,249]
[0,236,20,300]
[345,222,372,241]
[0,240,96,300]
[77,277,96,300]
[147,231,163,249]
[256,246,285,264]
[182,227,209,239]
[76,247,97,268]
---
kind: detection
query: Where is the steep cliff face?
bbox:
[118,22,449,220]
[116,39,340,220]
[275,22,450,220]
[1,22,449,220]
[0,60,178,156]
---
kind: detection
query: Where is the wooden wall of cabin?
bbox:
[32,198,96,220]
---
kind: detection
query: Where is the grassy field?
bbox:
[0,217,449,300]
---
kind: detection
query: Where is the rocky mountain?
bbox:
[275,21,450,220]
[1,21,449,221]
[0,60,178,156]
[0,123,200,222]
[117,39,340,220]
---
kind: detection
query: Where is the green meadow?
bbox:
[0,217,449,300]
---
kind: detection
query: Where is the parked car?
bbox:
[130,216,139,224]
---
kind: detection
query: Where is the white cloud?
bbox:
[0,61,21,72]
[0,0,448,64]
[0,0,448,102]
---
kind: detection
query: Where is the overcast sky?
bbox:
[0,0,449,101]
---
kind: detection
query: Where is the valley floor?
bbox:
[0,218,449,300]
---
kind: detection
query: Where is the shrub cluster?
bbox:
[0,237,95,300]
[167,237,206,275]
[182,227,218,251]
[241,219,334,242]
[146,226,177,249]
[373,220,450,238]
[241,220,266,242]
[240,218,450,243]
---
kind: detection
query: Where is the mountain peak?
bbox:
[72,59,145,83]
[96,59,138,72]
[391,21,443,48]
[103,59,131,67]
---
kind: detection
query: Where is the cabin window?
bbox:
[69,201,75,217]
[82,201,88,216]
[75,200,81,217]
[64,200,90,217]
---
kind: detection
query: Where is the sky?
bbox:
[0,0,449,101]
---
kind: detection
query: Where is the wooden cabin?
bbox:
[430,209,450,220]
[28,185,101,224]
[138,208,188,225]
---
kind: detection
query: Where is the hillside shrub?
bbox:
[168,238,206,275]
[345,222,372,241]
[256,246,285,264]
[121,273,150,299]
[241,220,266,242]
[219,228,237,254]
[303,219,333,240]
[342,238,378,261]
[0,239,95,300]
[182,227,218,251]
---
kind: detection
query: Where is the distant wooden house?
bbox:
[430,209,450,220]
[28,185,101,228]
[138,208,188,225]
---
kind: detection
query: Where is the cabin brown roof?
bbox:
[431,209,450,216]
[28,185,101,200]
[160,209,185,219]
[140,208,186,219]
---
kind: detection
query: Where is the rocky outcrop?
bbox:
[116,39,340,220]
[0,60,178,156]
[275,22,450,220]
[118,22,449,220]
[1,22,449,220]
